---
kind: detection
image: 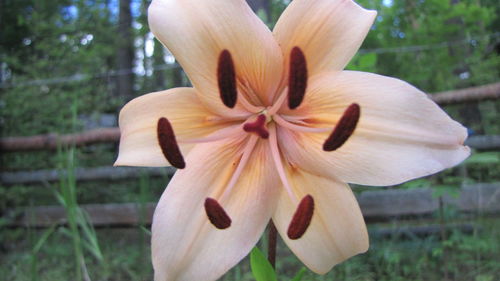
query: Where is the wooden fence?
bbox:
[1,82,499,152]
[1,82,499,231]
[5,183,499,228]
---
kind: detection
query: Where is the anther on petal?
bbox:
[217,50,237,108]
[157,117,186,169]
[323,103,361,151]
[287,195,314,240]
[204,197,232,229]
[243,114,269,139]
[288,47,308,110]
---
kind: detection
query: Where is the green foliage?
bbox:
[250,247,277,281]
[5,220,498,281]
[0,0,499,280]
[291,267,307,281]
[55,148,103,280]
[29,224,57,281]
[465,152,500,164]
[347,53,378,72]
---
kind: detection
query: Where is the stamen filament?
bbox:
[280,114,307,124]
[273,114,330,133]
[268,89,287,115]
[179,125,243,144]
[220,135,259,200]
[238,92,265,113]
[269,125,298,204]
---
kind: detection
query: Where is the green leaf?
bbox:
[250,247,277,281]
[32,224,57,254]
[464,152,499,164]
[140,226,152,236]
[432,185,460,198]
[291,267,307,281]
[358,53,377,69]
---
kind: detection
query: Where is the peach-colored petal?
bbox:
[114,88,230,167]
[152,137,280,281]
[273,0,376,79]
[273,166,368,274]
[277,71,470,186]
[148,0,284,115]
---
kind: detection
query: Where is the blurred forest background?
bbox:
[0,0,499,280]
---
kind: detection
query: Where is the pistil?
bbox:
[243,114,269,139]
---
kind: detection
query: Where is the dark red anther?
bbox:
[323,103,360,151]
[288,47,308,110]
[217,50,238,108]
[157,117,186,169]
[204,197,232,229]
[287,195,314,240]
[243,114,269,139]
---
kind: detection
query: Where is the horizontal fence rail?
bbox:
[0,166,174,185]
[0,127,120,152]
[0,134,496,186]
[430,82,500,105]
[370,223,475,239]
[5,183,499,228]
[464,135,500,150]
[1,83,499,152]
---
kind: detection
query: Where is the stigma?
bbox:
[243,114,269,139]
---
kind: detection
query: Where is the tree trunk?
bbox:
[247,0,270,20]
[116,0,134,101]
[171,66,183,87]
[153,40,165,90]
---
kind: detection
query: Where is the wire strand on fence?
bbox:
[1,32,498,89]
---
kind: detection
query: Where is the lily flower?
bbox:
[114,0,470,280]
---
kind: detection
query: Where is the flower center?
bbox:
[153,49,359,236]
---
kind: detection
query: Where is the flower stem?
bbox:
[267,220,277,269]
